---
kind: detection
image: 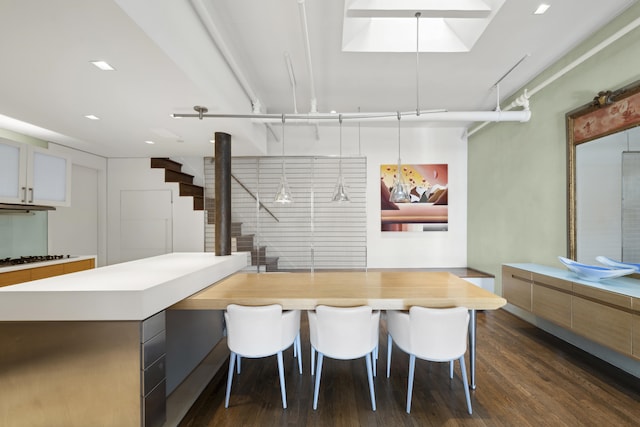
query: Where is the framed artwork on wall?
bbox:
[380,164,448,232]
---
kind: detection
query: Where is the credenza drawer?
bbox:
[532,285,571,328]
[503,266,532,311]
[572,297,633,355]
[572,283,632,310]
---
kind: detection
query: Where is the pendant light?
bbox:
[389,12,421,204]
[274,114,294,203]
[331,114,350,202]
[389,111,411,203]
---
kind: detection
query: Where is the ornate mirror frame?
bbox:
[566,79,640,259]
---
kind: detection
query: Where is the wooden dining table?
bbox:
[172,271,507,389]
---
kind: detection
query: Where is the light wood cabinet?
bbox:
[633,312,640,359]
[0,258,95,288]
[531,272,572,328]
[572,296,633,355]
[503,264,640,361]
[0,269,31,288]
[502,265,532,311]
[0,138,71,207]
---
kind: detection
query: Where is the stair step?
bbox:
[164,169,194,185]
[236,235,254,252]
[251,246,266,265]
[265,257,279,272]
[193,195,204,211]
[179,182,204,198]
[231,222,242,237]
[150,157,182,173]
[204,197,215,211]
[206,219,243,236]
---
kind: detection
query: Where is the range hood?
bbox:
[0,203,56,213]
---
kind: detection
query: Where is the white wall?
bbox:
[268,123,468,268]
[107,158,204,265]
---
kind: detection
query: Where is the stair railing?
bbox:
[231,173,279,222]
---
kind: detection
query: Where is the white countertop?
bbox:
[0,252,248,321]
[505,263,640,299]
[0,255,96,273]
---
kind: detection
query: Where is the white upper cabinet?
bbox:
[0,138,71,206]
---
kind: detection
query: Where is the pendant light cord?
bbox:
[397,111,401,161]
[281,114,285,175]
[338,114,343,175]
[416,12,421,116]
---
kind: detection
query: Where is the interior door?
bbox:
[119,189,172,262]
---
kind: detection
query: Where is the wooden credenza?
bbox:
[503,264,640,360]
[0,258,95,288]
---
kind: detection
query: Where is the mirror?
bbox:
[567,80,640,263]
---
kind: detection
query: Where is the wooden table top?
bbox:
[171,271,507,311]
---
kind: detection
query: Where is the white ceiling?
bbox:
[0,0,636,158]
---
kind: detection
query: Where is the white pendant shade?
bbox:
[274,175,294,204]
[389,177,411,203]
[331,114,350,203]
[274,115,294,204]
[389,113,410,203]
[331,175,350,203]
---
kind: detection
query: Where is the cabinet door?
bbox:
[0,138,28,203]
[502,266,532,311]
[29,147,71,206]
[532,273,572,328]
[572,296,632,356]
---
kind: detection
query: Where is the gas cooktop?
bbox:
[0,255,72,266]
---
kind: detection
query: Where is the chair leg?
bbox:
[450,360,454,379]
[225,352,237,408]
[406,354,416,414]
[311,346,315,375]
[277,351,287,409]
[365,353,377,411]
[313,353,324,410]
[237,356,241,374]
[373,346,377,377]
[293,334,298,357]
[459,356,473,414]
[386,334,392,378]
[295,333,302,374]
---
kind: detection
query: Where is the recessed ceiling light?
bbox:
[145,140,155,145]
[84,114,100,120]
[90,60,115,71]
[534,4,550,15]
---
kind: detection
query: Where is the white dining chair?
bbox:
[386,306,472,414]
[224,304,301,409]
[308,305,380,411]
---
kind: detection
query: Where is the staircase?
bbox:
[152,157,279,271]
[150,158,204,210]
[205,205,279,272]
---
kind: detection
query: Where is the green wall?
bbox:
[468,5,640,294]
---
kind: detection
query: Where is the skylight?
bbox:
[342,0,506,52]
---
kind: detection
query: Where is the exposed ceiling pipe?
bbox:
[284,52,298,114]
[297,0,320,139]
[189,0,279,141]
[297,0,317,114]
[190,0,261,113]
[469,14,640,137]
[174,109,531,123]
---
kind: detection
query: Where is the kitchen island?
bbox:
[0,252,247,427]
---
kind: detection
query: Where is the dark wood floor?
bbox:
[179,309,640,426]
